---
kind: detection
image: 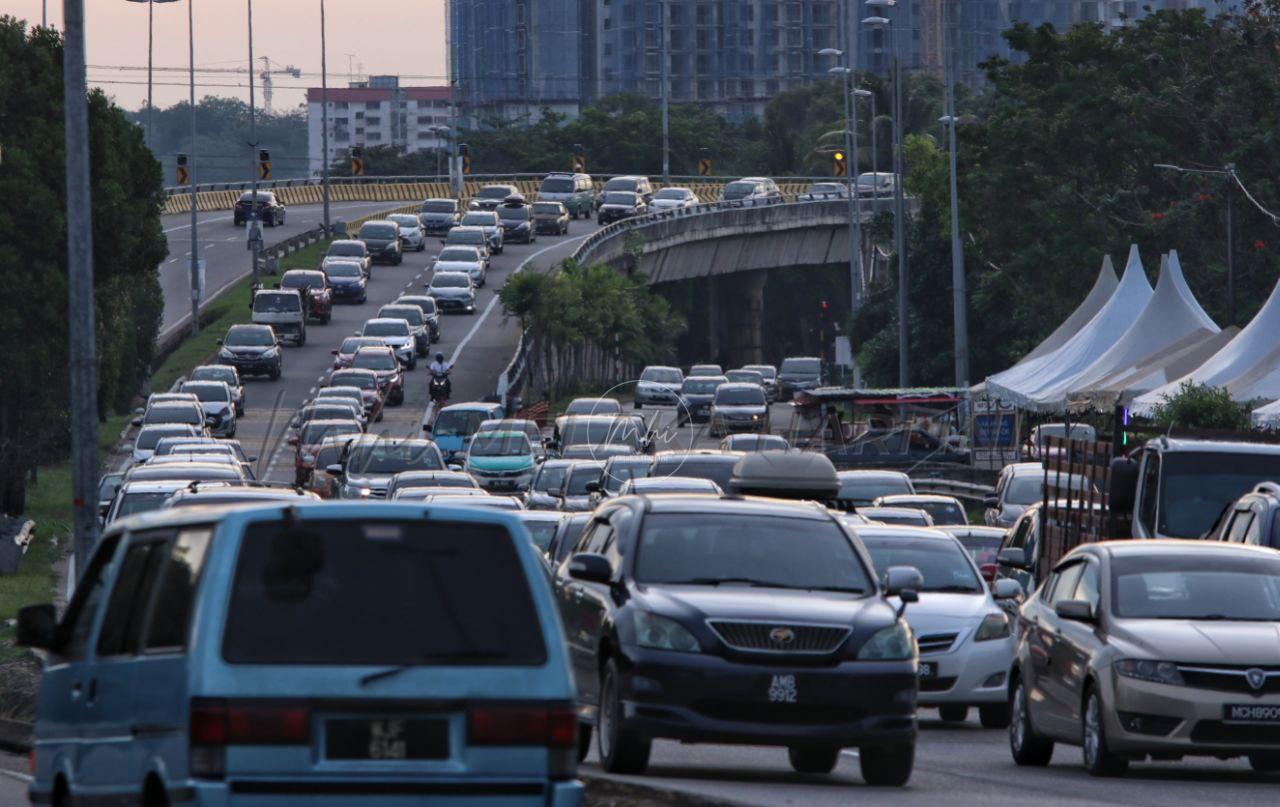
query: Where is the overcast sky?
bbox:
[4,0,448,111]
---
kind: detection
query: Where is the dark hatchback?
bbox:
[596,191,648,225]
[554,494,919,784]
[357,220,403,265]
[322,260,367,303]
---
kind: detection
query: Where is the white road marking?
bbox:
[840,750,860,758]
[0,769,33,784]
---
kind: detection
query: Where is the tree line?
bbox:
[0,17,167,513]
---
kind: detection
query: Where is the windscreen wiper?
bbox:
[673,577,790,588]
[359,651,510,687]
[923,585,982,593]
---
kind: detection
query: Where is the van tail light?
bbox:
[979,563,998,584]
[190,699,311,780]
[468,703,578,779]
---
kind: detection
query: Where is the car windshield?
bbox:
[304,406,357,422]
[432,274,470,288]
[471,434,532,457]
[540,178,574,193]
[364,320,409,337]
[859,535,983,593]
[300,422,362,444]
[1158,452,1280,538]
[533,202,563,214]
[725,371,763,384]
[954,531,1004,566]
[520,519,560,552]
[781,358,821,375]
[715,387,765,406]
[449,230,485,245]
[655,188,689,200]
[560,419,639,448]
[181,384,228,403]
[328,242,364,257]
[1005,472,1093,505]
[253,293,300,313]
[604,178,638,192]
[722,181,756,199]
[137,427,194,451]
[353,350,398,371]
[744,365,777,380]
[144,406,200,425]
[498,205,529,221]
[635,513,870,591]
[839,474,912,502]
[223,518,546,665]
[339,337,380,354]
[433,409,489,438]
[389,215,419,229]
[641,367,682,383]
[1112,553,1280,620]
[400,297,437,314]
[912,500,966,525]
[348,441,443,473]
[224,327,273,347]
[603,462,650,493]
[359,224,398,240]
[116,491,174,518]
[438,247,479,262]
[478,186,513,199]
[728,435,788,451]
[462,213,495,226]
[567,399,620,415]
[189,366,236,385]
[683,378,722,394]
[330,373,376,390]
[565,465,603,495]
[382,307,423,326]
[604,192,636,205]
[652,457,737,491]
[422,200,455,213]
[324,262,361,278]
[281,272,323,289]
[534,465,569,493]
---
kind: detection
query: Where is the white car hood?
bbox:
[437,261,481,274]
[900,592,997,628]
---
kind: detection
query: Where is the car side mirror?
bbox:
[584,481,601,494]
[287,436,299,446]
[215,339,224,346]
[997,547,1028,569]
[15,603,58,651]
[1055,599,1095,622]
[983,495,999,509]
[447,463,463,472]
[131,418,143,427]
[421,423,433,433]
[324,464,343,476]
[883,565,923,600]
[993,579,1022,600]
[331,349,339,355]
[567,553,612,585]
[121,443,134,453]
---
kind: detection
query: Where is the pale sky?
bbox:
[2,0,448,111]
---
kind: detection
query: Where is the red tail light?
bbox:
[980,563,998,584]
[468,704,577,748]
[190,699,311,745]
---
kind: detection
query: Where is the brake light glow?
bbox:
[468,704,577,747]
[190,700,311,745]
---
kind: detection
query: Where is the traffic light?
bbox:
[459,142,472,174]
[350,146,365,176]
[258,149,271,181]
[832,150,847,177]
[175,153,189,185]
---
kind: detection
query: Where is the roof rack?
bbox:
[1253,481,1280,497]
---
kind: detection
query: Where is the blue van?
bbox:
[18,503,581,806]
[427,401,505,460]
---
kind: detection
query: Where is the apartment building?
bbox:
[306,77,453,173]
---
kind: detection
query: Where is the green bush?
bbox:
[1149,381,1249,432]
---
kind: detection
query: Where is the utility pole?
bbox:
[891,24,908,388]
[63,0,100,573]
[660,0,670,183]
[944,4,968,387]
[188,0,200,336]
[1226,165,1235,326]
[247,0,261,287]
[320,0,331,232]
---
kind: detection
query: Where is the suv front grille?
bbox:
[917,633,959,655]
[1179,665,1280,695]
[707,621,850,655]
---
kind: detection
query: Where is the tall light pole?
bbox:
[659,0,670,183]
[63,0,100,571]
[855,88,876,204]
[187,0,200,336]
[126,0,179,150]
[821,56,865,324]
[940,0,968,387]
[1154,162,1238,325]
[864,0,908,387]
[247,0,260,288]
[320,0,331,232]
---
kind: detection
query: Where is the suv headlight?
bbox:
[1115,659,1184,686]
[856,622,915,660]
[974,612,1011,642]
[634,612,701,653]
[262,347,279,359]
[218,348,234,360]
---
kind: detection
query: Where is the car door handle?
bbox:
[70,681,82,700]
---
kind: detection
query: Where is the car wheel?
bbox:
[577,722,593,763]
[375,409,384,423]
[979,702,1011,729]
[634,400,642,410]
[788,745,840,774]
[597,658,650,774]
[409,356,417,371]
[938,705,968,723]
[391,390,404,406]
[1249,753,1280,772]
[1082,688,1127,777]
[1010,677,1054,766]
[321,313,331,325]
[859,743,914,786]
[278,213,285,225]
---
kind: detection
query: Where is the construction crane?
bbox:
[258,56,301,113]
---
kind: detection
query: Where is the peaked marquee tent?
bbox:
[1014,256,1118,367]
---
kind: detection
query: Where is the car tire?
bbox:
[1082,688,1128,777]
[375,409,384,423]
[938,705,968,723]
[1248,753,1280,772]
[321,313,331,325]
[598,658,651,774]
[1009,677,1053,766]
[979,702,1012,729]
[391,389,404,406]
[859,743,914,786]
[577,722,593,763]
[788,745,840,774]
[278,213,285,225]
[634,400,641,410]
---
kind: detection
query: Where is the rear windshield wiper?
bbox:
[359,651,511,687]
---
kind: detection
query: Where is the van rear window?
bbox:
[223,519,546,665]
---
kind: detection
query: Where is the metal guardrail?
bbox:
[910,477,997,503]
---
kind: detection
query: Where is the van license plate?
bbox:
[326,718,449,760]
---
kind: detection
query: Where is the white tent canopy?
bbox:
[986,245,1154,410]
[1132,271,1280,416]
[1067,326,1238,411]
[1252,398,1280,427]
[1015,255,1119,366]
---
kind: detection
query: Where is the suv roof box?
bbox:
[730,451,839,500]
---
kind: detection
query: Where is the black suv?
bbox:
[233,191,286,226]
[1203,481,1280,547]
[554,494,919,784]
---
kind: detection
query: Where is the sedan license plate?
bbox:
[326,718,449,760]
[1224,704,1280,723]
[918,662,937,680]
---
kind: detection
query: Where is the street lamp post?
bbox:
[821,56,865,325]
[864,0,909,387]
[660,0,670,183]
[125,0,179,150]
[187,0,199,336]
[940,0,968,388]
[247,0,261,288]
[854,88,875,205]
[1153,162,1238,325]
[320,0,331,233]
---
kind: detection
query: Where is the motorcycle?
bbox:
[429,370,451,405]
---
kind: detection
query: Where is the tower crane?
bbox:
[258,56,301,113]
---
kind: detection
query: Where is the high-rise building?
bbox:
[306,79,452,174]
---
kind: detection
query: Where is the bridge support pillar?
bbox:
[718,268,767,368]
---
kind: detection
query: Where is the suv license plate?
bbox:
[1224,704,1280,723]
[326,718,449,760]
[918,662,936,679]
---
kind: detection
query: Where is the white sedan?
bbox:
[650,186,699,211]
[389,214,427,251]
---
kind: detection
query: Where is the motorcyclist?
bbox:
[429,352,452,399]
